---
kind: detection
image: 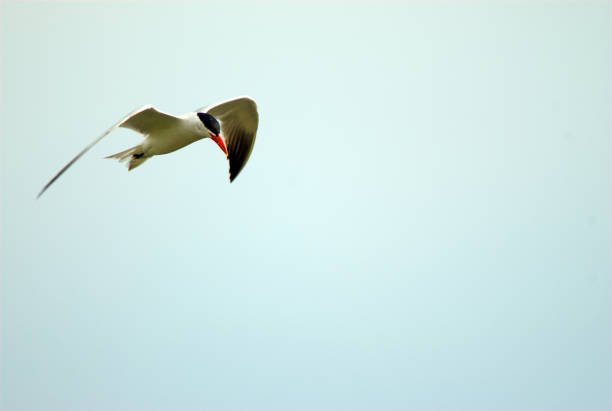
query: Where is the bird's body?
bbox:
[106,111,211,170]
[141,113,207,156]
[38,96,259,198]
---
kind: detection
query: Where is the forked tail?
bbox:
[105,145,148,170]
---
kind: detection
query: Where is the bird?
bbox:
[37,96,258,198]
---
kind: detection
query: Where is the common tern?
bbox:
[37,96,258,198]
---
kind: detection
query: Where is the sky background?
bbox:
[1,1,610,410]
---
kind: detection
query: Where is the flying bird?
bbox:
[37,96,258,198]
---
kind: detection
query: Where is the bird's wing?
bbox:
[204,96,259,182]
[118,105,182,134]
[37,105,181,198]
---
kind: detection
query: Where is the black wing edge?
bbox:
[227,126,255,182]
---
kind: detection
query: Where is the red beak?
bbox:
[210,133,228,157]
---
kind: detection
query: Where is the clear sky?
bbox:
[1,1,610,410]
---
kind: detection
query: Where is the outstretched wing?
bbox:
[37,105,181,198]
[119,105,182,135]
[204,96,259,182]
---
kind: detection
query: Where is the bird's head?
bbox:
[197,112,227,157]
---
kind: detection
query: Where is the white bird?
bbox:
[37,96,258,198]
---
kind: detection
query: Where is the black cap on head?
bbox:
[197,112,221,135]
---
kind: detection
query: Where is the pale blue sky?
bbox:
[1,1,610,410]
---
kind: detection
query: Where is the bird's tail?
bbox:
[105,145,148,171]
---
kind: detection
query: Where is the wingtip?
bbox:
[36,184,49,199]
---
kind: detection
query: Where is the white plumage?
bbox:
[38,96,259,198]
